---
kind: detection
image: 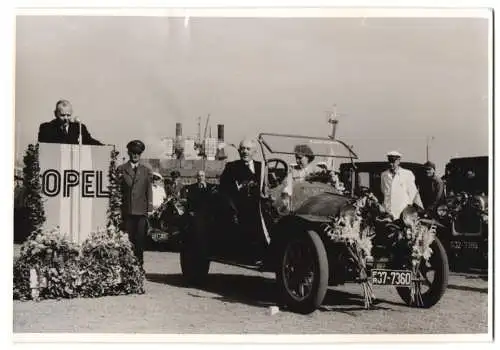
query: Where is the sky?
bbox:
[14,15,490,174]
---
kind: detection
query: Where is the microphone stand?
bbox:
[76,117,82,243]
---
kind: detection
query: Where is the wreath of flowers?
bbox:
[13,146,145,301]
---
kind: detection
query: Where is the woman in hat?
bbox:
[279,144,321,210]
[151,172,167,209]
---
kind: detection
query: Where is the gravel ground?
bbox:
[13,249,489,334]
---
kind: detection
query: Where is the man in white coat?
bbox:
[380,151,423,219]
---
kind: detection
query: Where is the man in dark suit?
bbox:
[419,161,445,212]
[37,99,103,145]
[219,138,266,246]
[219,138,264,201]
[117,140,153,267]
[185,170,215,212]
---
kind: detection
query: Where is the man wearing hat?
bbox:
[165,170,183,199]
[381,151,423,219]
[117,140,153,267]
[419,161,445,212]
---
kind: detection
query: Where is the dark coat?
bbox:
[419,174,445,211]
[38,119,103,145]
[185,182,216,211]
[118,162,153,216]
[219,159,264,200]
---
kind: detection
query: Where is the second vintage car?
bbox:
[436,156,489,271]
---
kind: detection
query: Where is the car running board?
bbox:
[210,257,269,272]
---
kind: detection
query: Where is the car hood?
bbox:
[294,191,352,222]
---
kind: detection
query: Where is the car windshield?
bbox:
[258,133,357,165]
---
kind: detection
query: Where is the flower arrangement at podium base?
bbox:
[13,146,145,301]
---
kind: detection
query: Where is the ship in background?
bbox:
[143,108,344,186]
[142,116,228,186]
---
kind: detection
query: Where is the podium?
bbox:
[39,143,114,244]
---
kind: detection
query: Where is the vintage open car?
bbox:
[180,133,449,314]
[436,156,489,270]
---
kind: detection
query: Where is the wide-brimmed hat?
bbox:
[294,144,314,157]
[152,172,163,181]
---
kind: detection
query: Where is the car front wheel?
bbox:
[396,237,449,308]
[276,229,329,314]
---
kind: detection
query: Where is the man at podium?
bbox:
[37,99,103,145]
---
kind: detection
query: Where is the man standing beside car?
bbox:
[220,138,264,211]
[381,151,423,219]
[419,161,445,213]
[185,170,215,212]
[219,138,267,251]
[118,140,153,268]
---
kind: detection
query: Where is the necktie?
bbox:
[246,161,254,174]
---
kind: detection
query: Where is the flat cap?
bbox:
[423,161,436,169]
[387,150,402,158]
[126,140,145,154]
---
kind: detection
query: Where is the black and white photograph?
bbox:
[7,4,493,343]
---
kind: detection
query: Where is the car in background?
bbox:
[338,161,426,202]
[436,156,489,271]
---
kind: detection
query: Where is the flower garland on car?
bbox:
[13,146,145,301]
[404,219,437,307]
[320,192,439,309]
[321,196,376,309]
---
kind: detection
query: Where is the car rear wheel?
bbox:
[396,237,449,308]
[276,229,329,314]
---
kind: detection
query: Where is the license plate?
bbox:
[450,240,479,250]
[372,269,412,286]
[152,232,169,242]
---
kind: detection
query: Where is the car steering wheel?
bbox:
[266,158,289,188]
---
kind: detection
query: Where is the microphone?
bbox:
[73,116,82,145]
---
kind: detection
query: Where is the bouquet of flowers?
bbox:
[404,221,437,306]
[322,197,376,309]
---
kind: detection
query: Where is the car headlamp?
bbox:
[400,206,419,228]
[436,205,448,218]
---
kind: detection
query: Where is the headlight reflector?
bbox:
[437,205,448,217]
